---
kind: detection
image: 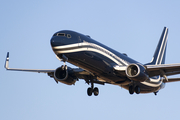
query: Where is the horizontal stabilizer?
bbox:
[163,78,180,83]
[146,63,180,77]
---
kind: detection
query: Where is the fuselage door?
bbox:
[78,36,82,47]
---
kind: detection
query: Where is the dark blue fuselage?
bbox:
[51,30,164,93]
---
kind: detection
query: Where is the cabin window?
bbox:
[67,34,71,38]
[86,35,91,38]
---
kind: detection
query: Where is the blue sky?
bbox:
[1,0,180,120]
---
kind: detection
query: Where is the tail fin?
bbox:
[147,27,168,65]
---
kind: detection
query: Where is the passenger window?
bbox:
[67,34,71,38]
[86,35,91,38]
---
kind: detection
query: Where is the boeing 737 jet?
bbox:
[5,27,180,96]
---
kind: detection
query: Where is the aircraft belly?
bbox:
[57,51,163,94]
[121,82,161,93]
[138,83,161,93]
[64,52,125,83]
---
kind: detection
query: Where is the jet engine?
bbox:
[54,65,76,85]
[125,64,149,82]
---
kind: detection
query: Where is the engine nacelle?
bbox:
[54,65,76,85]
[125,63,149,82]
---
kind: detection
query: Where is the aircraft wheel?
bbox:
[135,86,140,94]
[129,86,134,95]
[87,87,93,96]
[93,87,99,96]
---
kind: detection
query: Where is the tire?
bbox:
[129,86,134,95]
[135,86,140,94]
[87,87,93,96]
[93,87,99,96]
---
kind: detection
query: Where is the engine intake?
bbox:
[126,64,149,82]
[54,65,76,85]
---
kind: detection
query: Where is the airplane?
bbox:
[5,27,180,96]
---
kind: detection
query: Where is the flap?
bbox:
[146,63,180,77]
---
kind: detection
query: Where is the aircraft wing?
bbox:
[162,78,180,83]
[4,52,55,73]
[146,64,180,77]
[5,52,92,75]
[5,52,104,85]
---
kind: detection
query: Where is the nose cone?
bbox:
[51,37,61,47]
[50,38,56,47]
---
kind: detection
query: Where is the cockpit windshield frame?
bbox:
[53,33,71,38]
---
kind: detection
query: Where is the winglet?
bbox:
[4,52,55,73]
[5,52,9,69]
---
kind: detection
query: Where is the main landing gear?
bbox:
[129,85,140,95]
[87,87,99,96]
[87,80,99,96]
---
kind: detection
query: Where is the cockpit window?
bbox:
[57,33,66,36]
[53,33,71,38]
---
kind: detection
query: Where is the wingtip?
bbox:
[6,52,9,59]
[5,52,9,69]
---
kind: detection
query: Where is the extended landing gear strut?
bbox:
[154,91,158,95]
[87,80,99,96]
[129,85,140,95]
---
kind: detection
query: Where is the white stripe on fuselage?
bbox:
[54,43,79,49]
[141,81,162,87]
[53,42,129,66]
[53,42,163,88]
[141,77,163,87]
